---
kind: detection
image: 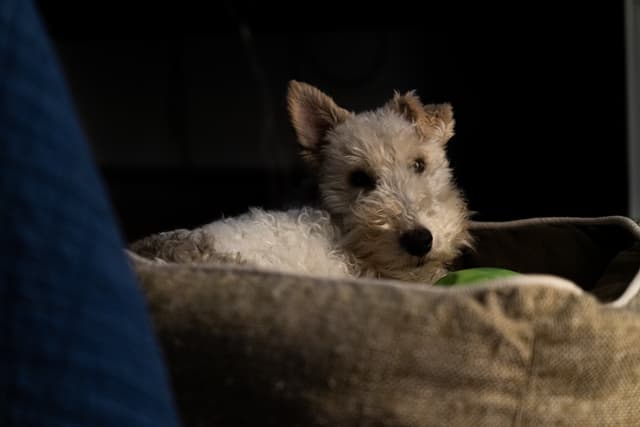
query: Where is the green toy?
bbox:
[435,267,520,286]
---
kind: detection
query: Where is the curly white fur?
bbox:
[201,207,356,278]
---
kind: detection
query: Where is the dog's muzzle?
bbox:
[399,227,433,257]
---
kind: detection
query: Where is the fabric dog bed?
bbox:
[129,215,640,426]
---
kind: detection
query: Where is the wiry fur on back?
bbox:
[131,81,472,285]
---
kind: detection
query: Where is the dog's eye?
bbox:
[412,158,426,174]
[349,169,376,191]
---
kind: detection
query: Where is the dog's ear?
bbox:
[288,80,351,166]
[388,91,455,144]
[424,102,455,143]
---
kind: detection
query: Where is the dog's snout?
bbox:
[399,227,433,257]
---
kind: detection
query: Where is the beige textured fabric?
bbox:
[130,216,640,426]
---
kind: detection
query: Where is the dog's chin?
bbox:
[399,258,448,284]
[406,255,447,283]
[399,252,437,271]
[360,253,447,284]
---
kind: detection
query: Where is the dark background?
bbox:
[35,2,629,243]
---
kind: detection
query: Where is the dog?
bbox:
[130,81,472,284]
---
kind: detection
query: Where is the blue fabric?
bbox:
[0,1,181,426]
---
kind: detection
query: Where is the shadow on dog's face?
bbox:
[287,80,472,283]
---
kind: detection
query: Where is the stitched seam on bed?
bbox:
[512,320,537,427]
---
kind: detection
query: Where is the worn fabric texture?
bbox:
[129,216,640,426]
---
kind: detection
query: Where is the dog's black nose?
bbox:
[399,227,433,257]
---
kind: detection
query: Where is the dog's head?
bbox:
[287,80,471,283]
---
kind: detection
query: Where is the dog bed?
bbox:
[128,215,640,426]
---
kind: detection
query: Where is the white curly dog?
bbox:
[131,81,472,284]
